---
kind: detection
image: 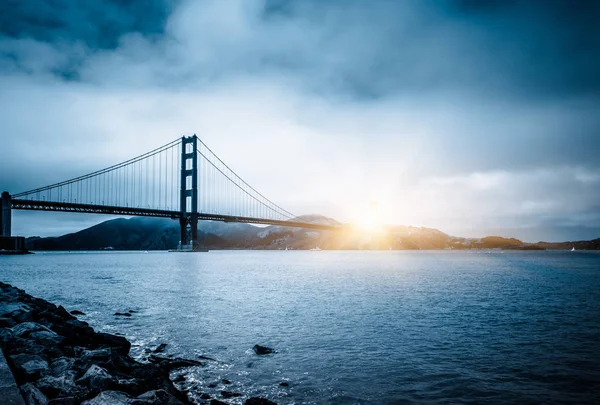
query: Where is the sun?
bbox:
[354,201,385,233]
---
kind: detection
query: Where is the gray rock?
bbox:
[81,391,133,405]
[29,330,64,346]
[0,302,32,318]
[136,389,186,405]
[76,364,116,391]
[11,322,53,338]
[11,353,50,379]
[36,371,84,398]
[47,397,79,405]
[252,345,275,355]
[75,348,112,362]
[21,382,49,405]
[50,357,76,377]
[70,310,86,316]
[0,316,16,327]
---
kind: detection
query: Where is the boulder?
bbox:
[136,389,186,404]
[70,310,86,316]
[252,345,275,355]
[50,357,76,377]
[21,382,50,405]
[56,306,74,321]
[29,330,65,346]
[0,316,16,327]
[0,301,32,318]
[81,391,133,405]
[114,312,132,317]
[36,371,85,398]
[93,332,131,355]
[11,321,53,338]
[153,343,168,353]
[76,364,116,391]
[10,353,50,380]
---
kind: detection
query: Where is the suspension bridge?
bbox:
[0,135,341,251]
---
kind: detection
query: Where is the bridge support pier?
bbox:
[1,192,11,237]
[179,135,201,251]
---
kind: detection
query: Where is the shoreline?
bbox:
[0,282,276,405]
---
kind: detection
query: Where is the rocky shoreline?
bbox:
[0,282,276,405]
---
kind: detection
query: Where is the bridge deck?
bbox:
[11,199,341,232]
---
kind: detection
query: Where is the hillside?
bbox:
[23,217,600,251]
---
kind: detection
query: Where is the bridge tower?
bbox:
[1,191,11,237]
[179,135,199,250]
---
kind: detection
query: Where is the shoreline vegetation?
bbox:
[0,282,277,405]
[21,217,600,252]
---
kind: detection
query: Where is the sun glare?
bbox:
[354,201,385,233]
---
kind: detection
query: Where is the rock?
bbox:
[11,321,53,338]
[10,353,50,380]
[81,391,133,405]
[200,393,211,399]
[48,397,80,405]
[93,332,131,355]
[128,310,137,313]
[114,312,132,317]
[50,358,76,377]
[76,364,116,391]
[36,371,84,398]
[252,345,275,355]
[76,348,112,363]
[0,301,32,318]
[173,374,186,383]
[153,343,168,353]
[207,383,217,388]
[209,400,229,405]
[70,310,86,316]
[30,330,65,346]
[136,389,186,404]
[221,391,241,398]
[279,382,289,387]
[222,379,231,385]
[56,306,74,320]
[245,398,277,405]
[21,382,50,405]
[65,319,94,335]
[0,316,16,327]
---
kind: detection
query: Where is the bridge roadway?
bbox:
[11,199,342,232]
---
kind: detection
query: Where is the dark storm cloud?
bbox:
[3,0,600,101]
[0,0,174,48]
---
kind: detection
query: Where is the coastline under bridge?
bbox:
[1,135,341,250]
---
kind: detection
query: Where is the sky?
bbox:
[1,0,599,242]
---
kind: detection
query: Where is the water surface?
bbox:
[1,250,599,404]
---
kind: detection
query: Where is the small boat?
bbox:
[310,246,321,251]
[571,247,575,251]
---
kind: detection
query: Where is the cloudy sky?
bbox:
[1,0,599,242]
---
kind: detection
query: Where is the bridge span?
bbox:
[1,135,341,250]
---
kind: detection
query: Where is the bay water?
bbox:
[1,250,599,404]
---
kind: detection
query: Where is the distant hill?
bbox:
[24,216,600,251]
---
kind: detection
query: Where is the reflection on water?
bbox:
[1,250,599,404]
